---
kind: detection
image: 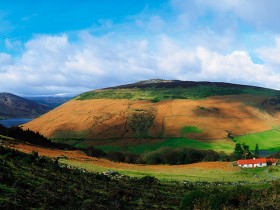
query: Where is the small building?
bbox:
[237,158,278,168]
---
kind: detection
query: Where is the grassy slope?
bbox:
[73,84,280,154]
[234,129,280,153]
[23,81,280,155]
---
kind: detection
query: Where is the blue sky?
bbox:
[1,0,280,95]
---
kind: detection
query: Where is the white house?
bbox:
[237,158,277,168]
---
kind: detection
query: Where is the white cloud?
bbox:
[195,47,280,88]
[1,32,280,96]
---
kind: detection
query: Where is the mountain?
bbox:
[22,80,280,154]
[0,93,51,119]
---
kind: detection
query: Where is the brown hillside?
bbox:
[22,94,280,146]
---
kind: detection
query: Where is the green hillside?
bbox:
[234,129,280,154]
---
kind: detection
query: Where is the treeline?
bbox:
[0,124,74,150]
[84,146,237,165]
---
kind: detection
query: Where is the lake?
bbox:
[0,118,33,127]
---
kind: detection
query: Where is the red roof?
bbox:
[238,158,267,165]
[266,158,277,163]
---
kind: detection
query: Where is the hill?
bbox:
[0,93,51,119]
[22,80,280,154]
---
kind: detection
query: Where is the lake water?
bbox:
[0,118,32,127]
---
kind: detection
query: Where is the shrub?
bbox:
[180,189,208,210]
[138,176,159,186]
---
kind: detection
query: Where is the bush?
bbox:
[128,111,155,139]
[107,151,125,162]
[84,147,106,158]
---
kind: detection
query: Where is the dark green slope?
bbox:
[76,79,280,100]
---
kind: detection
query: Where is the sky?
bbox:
[1,0,280,96]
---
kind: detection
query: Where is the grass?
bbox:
[95,137,235,154]
[93,126,233,154]
[52,130,90,139]
[181,126,202,136]
[234,129,280,153]
[0,135,14,141]
[75,85,280,101]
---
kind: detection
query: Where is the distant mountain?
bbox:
[26,96,73,108]
[0,93,51,119]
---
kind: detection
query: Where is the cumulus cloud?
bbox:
[1,32,280,95]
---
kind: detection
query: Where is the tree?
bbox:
[234,143,243,159]
[254,144,259,158]
[128,110,155,139]
[241,143,250,159]
[234,143,251,159]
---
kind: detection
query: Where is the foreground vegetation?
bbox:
[1,146,280,209]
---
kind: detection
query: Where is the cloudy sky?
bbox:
[1,0,280,96]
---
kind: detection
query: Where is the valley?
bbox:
[1,134,280,182]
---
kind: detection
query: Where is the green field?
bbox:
[234,129,280,153]
[181,126,202,135]
[75,85,279,101]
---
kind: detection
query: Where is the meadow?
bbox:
[234,129,280,153]
[60,158,280,182]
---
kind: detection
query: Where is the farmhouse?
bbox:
[237,158,277,168]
